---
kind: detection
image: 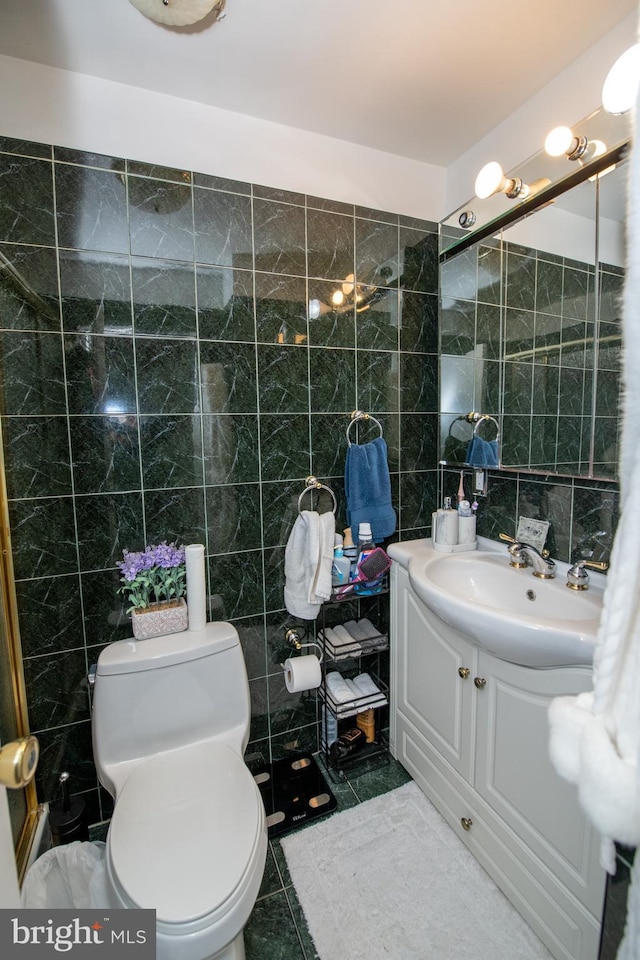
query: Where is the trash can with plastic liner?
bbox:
[21,841,109,909]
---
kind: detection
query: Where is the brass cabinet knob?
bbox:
[461,817,473,831]
[0,735,39,788]
[474,677,487,689]
[458,667,470,679]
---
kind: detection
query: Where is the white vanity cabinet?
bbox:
[390,560,606,960]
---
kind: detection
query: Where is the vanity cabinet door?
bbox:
[394,565,476,782]
[474,653,605,917]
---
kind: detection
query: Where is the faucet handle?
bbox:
[566,558,608,591]
[498,531,550,559]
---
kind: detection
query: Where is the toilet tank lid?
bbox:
[96,622,239,676]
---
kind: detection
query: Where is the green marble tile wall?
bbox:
[0,135,438,824]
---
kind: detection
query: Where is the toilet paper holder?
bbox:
[284,628,324,663]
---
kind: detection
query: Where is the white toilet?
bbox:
[92,621,268,960]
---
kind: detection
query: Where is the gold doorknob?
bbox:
[0,736,39,788]
[461,817,473,831]
[474,677,487,689]
[458,667,470,679]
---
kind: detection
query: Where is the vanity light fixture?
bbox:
[602,42,640,115]
[474,161,529,200]
[129,0,227,27]
[474,163,550,203]
[544,126,606,162]
[458,210,477,229]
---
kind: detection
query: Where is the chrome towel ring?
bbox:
[347,409,384,446]
[473,413,500,441]
[297,476,337,514]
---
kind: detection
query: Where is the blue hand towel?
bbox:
[345,437,397,543]
[465,436,499,467]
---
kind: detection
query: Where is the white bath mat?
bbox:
[281,780,553,960]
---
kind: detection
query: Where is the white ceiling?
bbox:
[0,0,637,168]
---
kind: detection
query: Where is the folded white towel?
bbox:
[320,625,362,658]
[358,618,382,640]
[353,673,386,707]
[326,672,357,704]
[320,627,341,647]
[353,672,379,695]
[342,620,367,640]
[284,510,336,619]
[333,624,358,645]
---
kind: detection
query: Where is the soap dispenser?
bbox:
[435,496,459,546]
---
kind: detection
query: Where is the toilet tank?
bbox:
[92,622,250,794]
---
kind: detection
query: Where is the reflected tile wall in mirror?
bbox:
[0,135,438,821]
[440,234,623,480]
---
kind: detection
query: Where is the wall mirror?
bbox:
[439,106,629,482]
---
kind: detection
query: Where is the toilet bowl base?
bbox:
[211,931,245,960]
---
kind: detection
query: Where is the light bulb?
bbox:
[342,273,355,297]
[474,161,506,199]
[544,127,607,163]
[308,299,321,320]
[602,43,640,115]
[544,126,575,157]
[331,289,345,306]
[474,161,529,201]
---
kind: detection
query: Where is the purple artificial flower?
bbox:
[147,541,185,569]
[116,549,145,581]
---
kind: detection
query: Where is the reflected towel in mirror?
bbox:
[465,436,499,467]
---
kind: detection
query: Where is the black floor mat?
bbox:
[253,753,337,837]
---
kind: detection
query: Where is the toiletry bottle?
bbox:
[343,527,358,579]
[355,522,382,595]
[322,709,338,748]
[356,708,376,743]
[435,496,459,546]
[457,499,476,545]
[331,547,351,588]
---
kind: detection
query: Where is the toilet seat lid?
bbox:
[108,741,262,925]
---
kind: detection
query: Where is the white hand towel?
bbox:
[284,510,335,619]
[309,510,336,601]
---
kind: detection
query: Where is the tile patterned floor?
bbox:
[244,755,412,960]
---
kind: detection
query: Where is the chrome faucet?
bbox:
[509,542,556,579]
[499,533,556,579]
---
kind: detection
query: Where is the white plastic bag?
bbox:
[21,840,110,909]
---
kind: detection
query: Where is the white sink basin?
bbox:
[406,539,605,667]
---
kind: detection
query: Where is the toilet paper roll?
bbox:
[185,543,207,632]
[435,508,459,546]
[458,515,477,545]
[284,655,322,693]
